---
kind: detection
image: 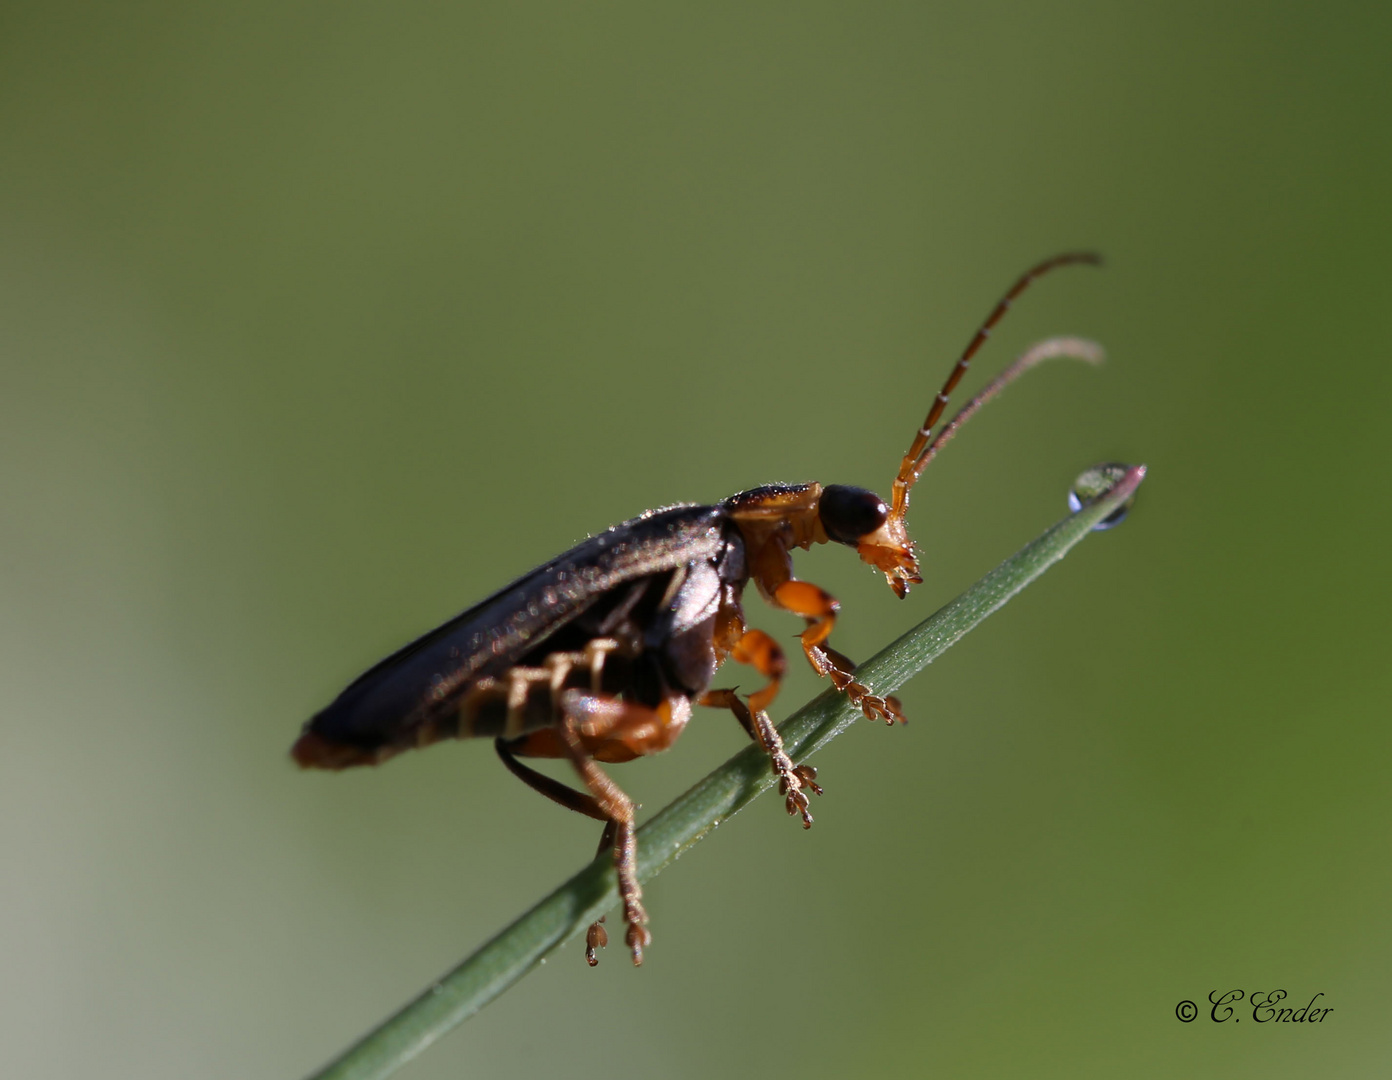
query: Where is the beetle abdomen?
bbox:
[294,504,738,769]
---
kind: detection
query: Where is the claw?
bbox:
[794,764,823,796]
[844,681,907,725]
[585,917,608,966]
[785,789,813,828]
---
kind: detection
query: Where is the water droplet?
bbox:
[1068,462,1136,530]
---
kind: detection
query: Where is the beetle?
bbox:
[293,252,1101,966]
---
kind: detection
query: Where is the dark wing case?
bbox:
[298,504,727,763]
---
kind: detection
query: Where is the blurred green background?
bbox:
[2,2,1389,1077]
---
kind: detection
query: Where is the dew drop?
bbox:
[1068,462,1136,530]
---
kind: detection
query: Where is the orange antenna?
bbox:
[888,252,1101,524]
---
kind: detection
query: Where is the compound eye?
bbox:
[819,485,889,545]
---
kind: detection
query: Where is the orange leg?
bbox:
[729,626,786,713]
[770,579,906,724]
[703,624,820,824]
[700,688,822,827]
[502,690,692,966]
[747,535,905,725]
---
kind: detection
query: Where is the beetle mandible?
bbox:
[293,252,1102,966]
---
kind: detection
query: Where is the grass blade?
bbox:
[306,463,1146,1080]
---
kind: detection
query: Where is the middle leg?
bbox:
[746,533,905,724]
[701,623,821,825]
[700,688,822,827]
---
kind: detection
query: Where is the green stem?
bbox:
[306,464,1146,1080]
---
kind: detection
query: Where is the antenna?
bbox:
[888,252,1102,523]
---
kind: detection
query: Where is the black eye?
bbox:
[819,485,889,545]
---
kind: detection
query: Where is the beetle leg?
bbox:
[769,579,906,724]
[496,736,608,819]
[542,638,621,696]
[502,721,650,965]
[554,703,650,966]
[729,627,786,713]
[700,688,820,827]
[504,690,691,966]
[473,639,623,741]
[819,645,906,720]
[750,536,904,724]
[583,638,619,692]
[584,821,618,964]
[495,738,620,965]
[702,625,819,826]
[565,691,691,762]
[541,638,622,699]
[502,665,554,739]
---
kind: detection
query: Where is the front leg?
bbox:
[747,534,905,724]
[768,578,906,725]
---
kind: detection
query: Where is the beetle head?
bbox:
[819,484,922,598]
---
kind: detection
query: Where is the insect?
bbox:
[293,252,1101,966]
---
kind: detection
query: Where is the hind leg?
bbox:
[494,740,619,965]
[500,691,691,965]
